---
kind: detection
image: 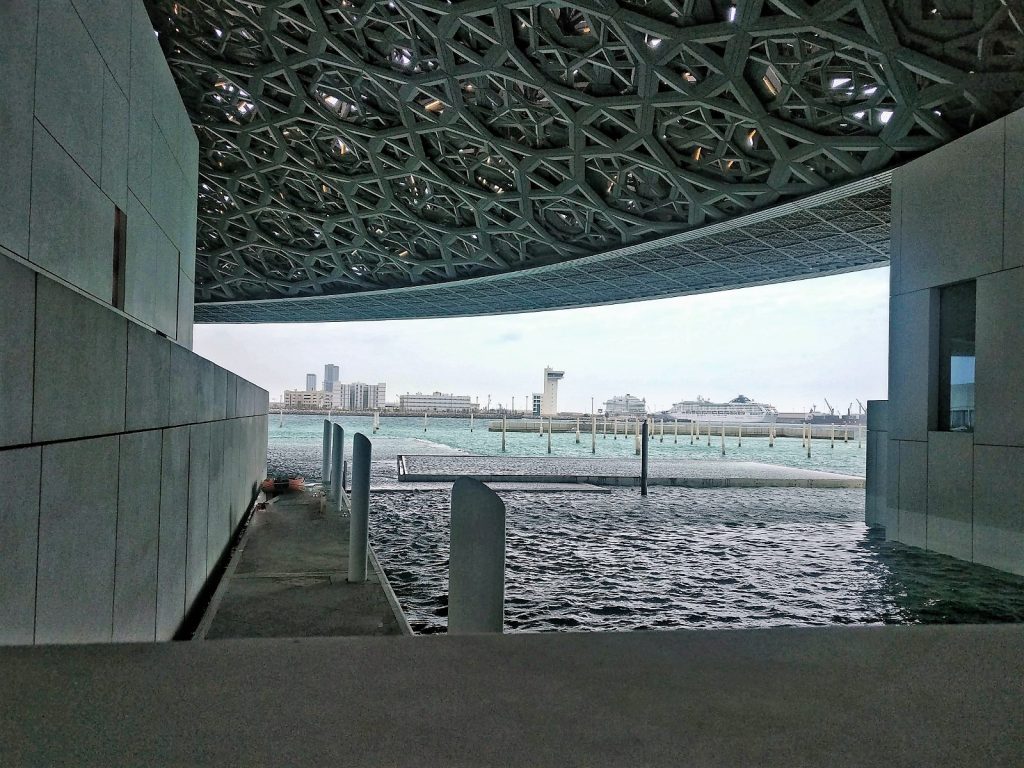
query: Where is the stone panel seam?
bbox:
[68,0,128,103]
[0,414,266,454]
[31,444,43,644]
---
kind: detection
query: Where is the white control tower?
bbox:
[541,366,564,417]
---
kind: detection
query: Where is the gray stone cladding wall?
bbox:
[881,108,1024,576]
[0,258,269,644]
[0,0,198,347]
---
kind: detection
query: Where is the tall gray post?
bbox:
[640,419,649,496]
[348,433,371,583]
[591,414,596,454]
[501,415,506,453]
[322,419,332,486]
[330,423,344,506]
[547,418,552,454]
[449,477,505,634]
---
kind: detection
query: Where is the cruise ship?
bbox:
[667,395,778,424]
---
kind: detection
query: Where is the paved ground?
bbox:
[201,491,405,639]
[2,625,1022,766]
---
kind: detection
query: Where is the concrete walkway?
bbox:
[1,625,1022,766]
[199,490,407,639]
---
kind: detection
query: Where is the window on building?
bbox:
[938,280,976,432]
[112,206,127,310]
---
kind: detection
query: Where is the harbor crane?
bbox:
[824,398,835,416]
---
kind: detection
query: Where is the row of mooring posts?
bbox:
[322,419,371,584]
[326,418,509,632]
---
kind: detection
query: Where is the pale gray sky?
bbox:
[194,266,890,414]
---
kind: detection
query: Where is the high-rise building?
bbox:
[323,364,339,392]
[333,382,387,411]
[605,394,647,417]
[305,373,317,391]
[532,393,542,416]
[541,367,564,416]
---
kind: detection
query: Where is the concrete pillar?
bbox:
[738,423,742,447]
[322,419,332,486]
[501,415,506,453]
[575,418,580,444]
[547,418,552,454]
[448,477,505,634]
[640,420,650,496]
[470,412,474,432]
[331,423,344,506]
[721,422,725,456]
[591,414,596,454]
[348,433,371,583]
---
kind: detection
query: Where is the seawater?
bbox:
[267,415,1024,634]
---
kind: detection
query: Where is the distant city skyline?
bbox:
[194,267,890,415]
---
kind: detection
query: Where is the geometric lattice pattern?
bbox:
[147,0,1024,317]
[195,173,891,321]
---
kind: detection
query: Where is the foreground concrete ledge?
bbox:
[2,625,1022,766]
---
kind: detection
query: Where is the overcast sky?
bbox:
[194,266,890,415]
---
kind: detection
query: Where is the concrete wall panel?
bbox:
[1004,110,1024,270]
[0,447,41,645]
[975,268,1024,447]
[101,70,129,211]
[884,437,901,539]
[71,0,132,92]
[897,441,928,548]
[169,343,199,426]
[156,426,189,640]
[34,0,104,181]
[177,272,194,349]
[113,430,161,642]
[126,324,171,432]
[973,446,1024,575]
[36,437,119,644]
[127,5,155,207]
[186,423,210,606]
[926,433,973,561]
[207,422,227,568]
[212,367,227,421]
[0,0,38,258]
[0,258,36,447]
[29,124,113,301]
[33,279,127,443]
[897,119,1004,294]
[888,290,936,441]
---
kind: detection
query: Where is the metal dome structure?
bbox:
[145,0,1024,321]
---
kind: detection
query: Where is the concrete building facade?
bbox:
[541,367,564,417]
[0,0,268,645]
[334,382,387,411]
[399,392,478,413]
[866,108,1024,576]
[283,390,332,410]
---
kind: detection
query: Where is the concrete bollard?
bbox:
[737,422,742,448]
[674,419,678,444]
[470,412,474,432]
[331,423,344,508]
[547,418,552,454]
[603,415,607,439]
[806,425,812,458]
[659,418,664,443]
[634,420,641,456]
[769,425,775,448]
[501,415,506,453]
[575,418,580,444]
[423,412,428,433]
[591,414,596,454]
[322,419,332,486]
[690,419,694,445]
[348,433,371,583]
[640,420,649,496]
[538,419,543,437]
[613,419,618,440]
[448,477,506,634]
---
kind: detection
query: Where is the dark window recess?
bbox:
[112,206,127,310]
[938,280,976,432]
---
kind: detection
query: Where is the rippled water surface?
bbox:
[268,415,1024,633]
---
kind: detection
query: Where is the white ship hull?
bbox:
[667,410,777,424]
